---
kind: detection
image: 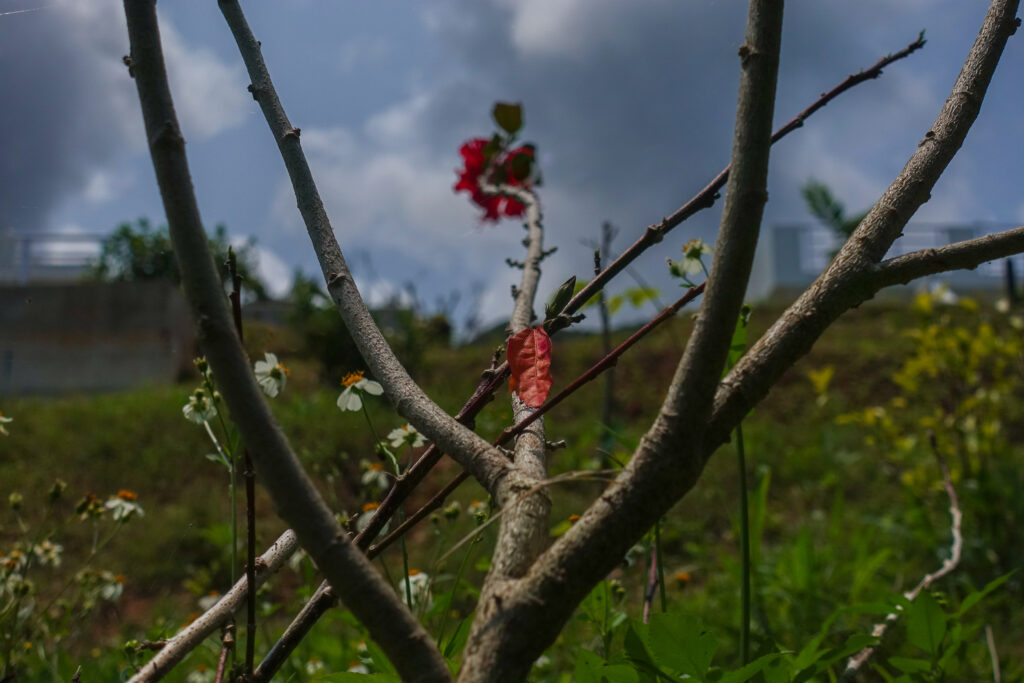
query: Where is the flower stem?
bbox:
[655,519,667,613]
[437,535,475,649]
[736,421,751,665]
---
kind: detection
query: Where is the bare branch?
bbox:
[128,531,298,682]
[670,0,784,426]
[488,183,550,534]
[253,582,335,682]
[457,2,786,679]
[336,31,932,559]
[874,225,1024,287]
[561,32,928,320]
[464,181,552,674]
[841,433,963,680]
[122,4,448,680]
[708,0,1021,450]
[216,0,511,495]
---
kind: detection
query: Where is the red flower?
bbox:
[455,138,489,194]
[454,139,535,222]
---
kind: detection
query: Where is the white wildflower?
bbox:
[337,371,384,412]
[399,569,432,611]
[182,388,217,424]
[387,424,426,450]
[360,460,391,491]
[32,540,63,568]
[254,352,289,398]
[105,490,144,522]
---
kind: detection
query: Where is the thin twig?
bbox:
[560,33,927,321]
[355,32,922,555]
[371,284,705,558]
[642,545,658,624]
[252,582,335,682]
[212,624,234,683]
[986,624,1001,683]
[226,249,258,678]
[126,531,298,682]
[841,432,963,679]
[352,34,929,550]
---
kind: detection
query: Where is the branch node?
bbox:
[122,55,134,78]
[283,127,301,140]
[152,121,183,148]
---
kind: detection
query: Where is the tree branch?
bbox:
[456,3,786,680]
[462,182,552,675]
[217,0,511,496]
[708,0,1021,449]
[484,182,550,551]
[873,225,1024,287]
[349,29,931,562]
[122,4,448,680]
[128,531,298,682]
[561,32,927,320]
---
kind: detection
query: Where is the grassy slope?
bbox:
[2,299,1021,678]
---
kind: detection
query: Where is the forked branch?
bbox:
[122,3,448,680]
[457,2,786,680]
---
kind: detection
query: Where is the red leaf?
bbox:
[507,327,553,408]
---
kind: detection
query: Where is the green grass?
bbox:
[2,299,1022,680]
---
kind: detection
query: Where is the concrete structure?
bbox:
[749,222,1021,299]
[0,281,194,396]
[0,229,103,285]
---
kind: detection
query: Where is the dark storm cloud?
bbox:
[0,2,246,235]
[426,2,1001,226]
[0,8,126,232]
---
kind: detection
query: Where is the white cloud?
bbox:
[158,15,250,140]
[54,0,248,146]
[365,94,432,147]
[338,35,392,73]
[500,0,653,60]
[247,242,293,300]
[81,168,133,204]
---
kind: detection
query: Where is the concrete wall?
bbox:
[0,281,194,396]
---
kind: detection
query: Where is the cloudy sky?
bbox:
[2,1,1022,329]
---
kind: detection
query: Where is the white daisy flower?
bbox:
[680,237,712,276]
[387,424,426,449]
[399,569,432,611]
[337,371,384,412]
[182,388,217,424]
[105,490,144,522]
[254,352,289,398]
